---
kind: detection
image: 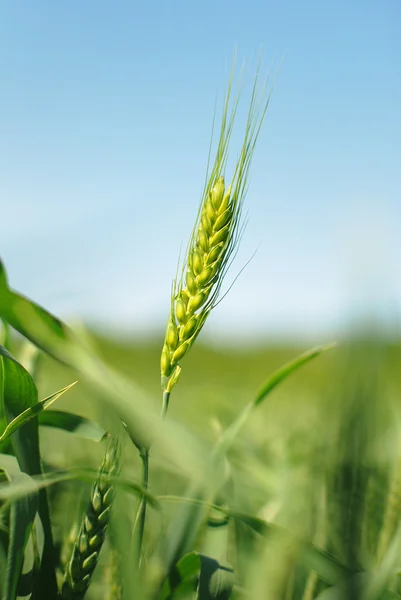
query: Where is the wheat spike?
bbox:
[161,67,271,393]
[61,437,121,599]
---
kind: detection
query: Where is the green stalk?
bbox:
[34,492,59,600]
[132,447,150,568]
[132,390,171,568]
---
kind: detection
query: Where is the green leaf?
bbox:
[0,319,10,350]
[16,513,45,599]
[38,410,107,442]
[0,289,72,361]
[254,343,336,406]
[161,552,201,599]
[0,345,57,597]
[216,343,335,455]
[0,258,9,292]
[0,466,159,507]
[0,454,38,600]
[0,381,77,444]
[0,344,41,477]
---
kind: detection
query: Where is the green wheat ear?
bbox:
[160,67,272,393]
[61,437,121,599]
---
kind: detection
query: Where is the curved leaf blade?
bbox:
[216,343,335,454]
[0,258,8,292]
[0,382,77,444]
[0,463,159,508]
[0,455,38,600]
[0,345,41,476]
[254,343,336,406]
[0,345,57,597]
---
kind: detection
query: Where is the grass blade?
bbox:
[216,343,335,455]
[0,381,77,444]
[0,344,58,597]
[0,455,38,600]
[0,463,159,507]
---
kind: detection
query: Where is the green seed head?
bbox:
[161,345,172,377]
[188,291,207,312]
[211,177,226,210]
[176,298,187,324]
[208,260,220,280]
[219,186,231,214]
[192,249,203,275]
[79,533,88,555]
[103,487,114,505]
[196,266,214,287]
[160,65,271,392]
[180,289,189,306]
[84,515,93,533]
[89,532,104,550]
[172,340,190,363]
[98,506,111,525]
[186,270,197,295]
[166,321,178,349]
[210,223,230,247]
[181,315,199,340]
[201,213,212,235]
[82,552,98,572]
[62,437,120,599]
[166,365,181,393]
[92,489,102,514]
[198,229,209,252]
[206,197,216,223]
[206,243,224,265]
[214,207,231,231]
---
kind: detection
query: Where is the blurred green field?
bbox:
[37,332,401,451]
[4,320,401,599]
[36,334,401,534]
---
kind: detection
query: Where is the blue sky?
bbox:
[1,1,400,343]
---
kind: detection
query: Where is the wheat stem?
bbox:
[132,447,150,569]
[131,390,170,570]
